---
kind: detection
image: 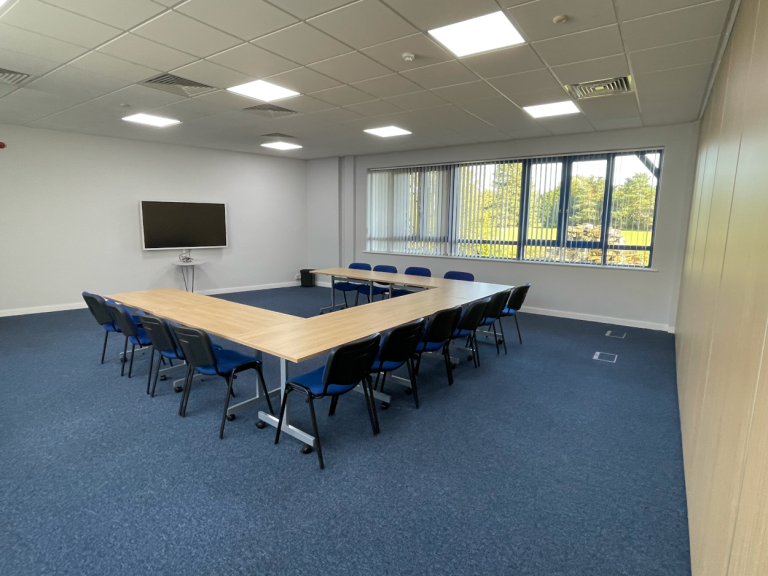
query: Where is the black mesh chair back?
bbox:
[172,325,217,369]
[484,289,512,321]
[507,284,531,311]
[459,299,489,332]
[323,333,381,389]
[83,292,114,326]
[106,303,139,338]
[139,315,178,354]
[379,318,426,363]
[423,306,462,343]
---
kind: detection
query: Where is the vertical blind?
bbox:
[367,149,663,268]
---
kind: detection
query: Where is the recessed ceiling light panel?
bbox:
[261,141,302,150]
[428,12,525,58]
[523,100,580,118]
[364,126,412,138]
[228,80,299,102]
[122,113,181,127]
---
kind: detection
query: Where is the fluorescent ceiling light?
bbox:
[0,0,9,7]
[227,80,299,102]
[261,141,302,150]
[428,11,525,57]
[523,100,581,118]
[122,113,180,127]
[364,126,412,138]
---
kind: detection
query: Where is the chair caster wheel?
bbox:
[381,402,389,410]
[174,386,183,393]
[301,444,313,454]
[404,389,413,395]
[160,375,167,381]
[120,357,127,363]
[498,339,504,345]
[227,414,236,421]
[255,421,266,429]
[467,355,474,361]
[451,363,458,369]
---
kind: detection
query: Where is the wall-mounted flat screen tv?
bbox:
[141,201,228,250]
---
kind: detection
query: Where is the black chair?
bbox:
[444,271,474,281]
[502,284,531,344]
[171,325,273,439]
[107,303,152,378]
[370,317,426,409]
[82,292,121,364]
[477,289,513,355]
[414,306,462,386]
[275,333,381,469]
[450,299,489,368]
[392,266,431,297]
[333,262,371,307]
[139,315,187,397]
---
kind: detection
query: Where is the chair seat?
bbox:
[102,322,119,332]
[288,365,357,396]
[451,328,474,339]
[160,348,184,360]
[334,281,362,292]
[357,285,387,296]
[128,327,152,347]
[391,288,415,297]
[196,347,260,375]
[479,317,498,326]
[502,308,517,316]
[371,349,405,372]
[416,340,445,353]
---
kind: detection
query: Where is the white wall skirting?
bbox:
[521,305,672,332]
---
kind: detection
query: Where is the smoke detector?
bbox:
[402,52,415,62]
[553,14,568,24]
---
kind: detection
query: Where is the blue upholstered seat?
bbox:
[334,281,363,292]
[195,348,260,376]
[415,340,445,353]
[451,328,474,339]
[128,326,152,347]
[288,365,357,396]
[357,285,387,297]
[370,348,405,372]
[502,308,517,316]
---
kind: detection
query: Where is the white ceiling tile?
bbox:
[208,44,297,78]
[0,84,18,99]
[497,0,543,8]
[489,69,563,99]
[0,23,87,63]
[253,23,351,65]
[276,95,335,113]
[172,60,254,89]
[431,81,499,104]
[508,86,571,108]
[98,33,198,70]
[176,0,298,41]
[550,54,629,86]
[401,61,477,89]
[264,67,341,93]
[0,88,84,124]
[629,36,720,75]
[615,0,717,21]
[635,62,711,107]
[303,106,363,124]
[508,0,617,42]
[309,85,375,106]
[2,0,121,48]
[382,0,501,31]
[133,11,240,57]
[577,92,640,121]
[532,25,624,66]
[309,0,417,49]
[352,74,421,98]
[267,0,357,20]
[361,34,452,72]
[462,44,545,78]
[90,85,186,111]
[619,1,730,51]
[384,90,447,111]
[69,52,159,83]
[343,99,404,117]
[42,0,165,29]
[460,96,539,132]
[152,0,187,7]
[0,47,61,77]
[196,89,267,109]
[590,116,643,130]
[535,113,595,135]
[26,66,130,103]
[308,52,391,84]
[159,96,233,120]
[28,102,127,131]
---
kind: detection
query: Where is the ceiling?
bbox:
[0,0,736,159]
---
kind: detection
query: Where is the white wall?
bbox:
[350,123,701,331]
[0,124,308,316]
[306,157,340,272]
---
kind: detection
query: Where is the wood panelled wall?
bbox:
[676,0,768,573]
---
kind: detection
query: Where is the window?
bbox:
[367,149,662,268]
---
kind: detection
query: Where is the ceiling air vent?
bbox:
[566,76,632,99]
[0,68,31,86]
[140,73,216,97]
[260,132,296,138]
[243,104,297,119]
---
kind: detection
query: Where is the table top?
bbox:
[110,269,512,363]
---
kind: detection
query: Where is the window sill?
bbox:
[363,251,658,272]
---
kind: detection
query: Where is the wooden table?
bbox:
[110,269,512,450]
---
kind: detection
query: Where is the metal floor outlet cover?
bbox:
[593,352,618,363]
[605,330,626,338]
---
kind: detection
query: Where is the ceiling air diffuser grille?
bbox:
[260,132,296,138]
[243,104,297,119]
[140,73,216,97]
[566,76,632,99]
[0,68,31,86]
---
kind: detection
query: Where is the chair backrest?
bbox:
[82,292,114,326]
[405,266,431,277]
[483,289,512,321]
[423,306,462,344]
[379,318,426,363]
[171,325,217,369]
[349,262,371,271]
[373,264,397,274]
[507,284,531,311]
[106,303,139,338]
[458,299,490,333]
[444,271,474,281]
[323,333,381,388]
[139,314,178,354]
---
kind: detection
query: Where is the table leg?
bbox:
[257,358,316,446]
[191,265,195,293]
[389,284,394,299]
[331,276,335,309]
[226,350,278,415]
[369,279,374,303]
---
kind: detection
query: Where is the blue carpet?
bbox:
[0,287,690,576]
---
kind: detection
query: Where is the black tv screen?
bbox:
[141,201,227,250]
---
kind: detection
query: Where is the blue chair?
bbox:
[477,289,512,355]
[275,333,381,469]
[502,284,531,345]
[370,317,425,409]
[171,325,273,440]
[333,262,371,307]
[414,306,462,386]
[107,303,153,378]
[357,264,396,302]
[393,267,431,297]
[444,271,474,281]
[449,299,489,368]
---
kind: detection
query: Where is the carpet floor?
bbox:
[0,287,690,576]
